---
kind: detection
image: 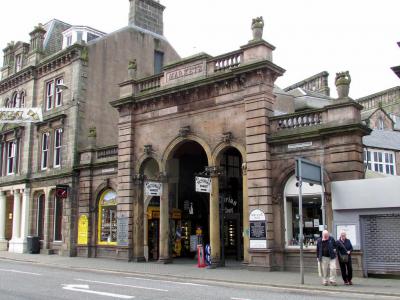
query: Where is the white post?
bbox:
[11,190,21,240]
[0,191,7,251]
[21,189,31,241]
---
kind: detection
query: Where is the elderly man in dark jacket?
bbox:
[337,231,354,285]
[316,230,337,286]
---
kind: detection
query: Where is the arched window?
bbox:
[284,175,323,248]
[4,98,10,108]
[19,91,25,108]
[98,189,117,245]
[10,92,18,108]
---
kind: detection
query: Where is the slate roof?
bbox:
[363,129,400,151]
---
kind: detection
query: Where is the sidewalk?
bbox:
[1,251,399,298]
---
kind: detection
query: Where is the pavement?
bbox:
[0,251,399,299]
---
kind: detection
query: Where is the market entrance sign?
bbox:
[144,181,162,196]
[0,108,43,123]
[249,209,267,249]
[195,176,211,193]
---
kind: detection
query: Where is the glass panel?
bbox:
[378,152,383,162]
[373,152,378,162]
[100,206,117,242]
[54,197,63,241]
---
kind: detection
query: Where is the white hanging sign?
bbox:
[195,177,211,193]
[144,181,162,196]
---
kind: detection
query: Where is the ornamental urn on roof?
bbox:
[251,16,264,40]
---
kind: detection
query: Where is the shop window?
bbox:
[284,175,323,248]
[98,190,118,245]
[53,128,62,167]
[54,195,63,241]
[364,149,396,175]
[37,194,45,240]
[41,132,50,170]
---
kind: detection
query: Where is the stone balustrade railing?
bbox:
[271,111,323,132]
[137,74,162,93]
[97,146,118,159]
[210,50,243,72]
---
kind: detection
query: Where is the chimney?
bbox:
[129,0,165,35]
[29,23,46,53]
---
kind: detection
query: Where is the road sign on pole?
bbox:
[295,157,323,285]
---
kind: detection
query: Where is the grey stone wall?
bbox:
[129,0,165,35]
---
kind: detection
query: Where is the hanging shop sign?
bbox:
[55,184,69,199]
[249,209,267,249]
[77,215,88,245]
[117,216,129,246]
[0,108,43,123]
[144,181,162,196]
[195,177,211,193]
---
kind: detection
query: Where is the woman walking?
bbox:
[337,231,353,285]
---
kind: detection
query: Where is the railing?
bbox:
[211,50,243,72]
[97,146,118,159]
[137,74,162,93]
[273,111,323,131]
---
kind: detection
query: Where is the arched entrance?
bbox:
[140,158,160,261]
[283,175,323,248]
[217,147,244,262]
[166,140,209,259]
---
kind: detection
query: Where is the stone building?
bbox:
[0,0,179,255]
[73,16,369,272]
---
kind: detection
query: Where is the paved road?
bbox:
[0,259,398,300]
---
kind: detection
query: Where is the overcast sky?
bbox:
[1,0,399,98]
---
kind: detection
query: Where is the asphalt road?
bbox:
[0,259,397,300]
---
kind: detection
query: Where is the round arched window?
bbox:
[98,189,117,245]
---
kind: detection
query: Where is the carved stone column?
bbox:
[43,189,52,252]
[20,189,31,247]
[208,166,221,268]
[242,163,250,264]
[0,191,7,250]
[11,190,21,240]
[132,174,145,262]
[158,173,171,263]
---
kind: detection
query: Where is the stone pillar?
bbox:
[132,176,145,262]
[158,174,171,263]
[43,190,52,251]
[242,164,250,264]
[0,191,7,250]
[20,189,30,241]
[11,190,21,240]
[209,168,221,267]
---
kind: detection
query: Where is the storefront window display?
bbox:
[284,175,323,248]
[98,189,117,245]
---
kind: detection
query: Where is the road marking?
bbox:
[0,268,41,276]
[125,276,209,287]
[63,284,134,299]
[75,278,168,292]
[231,298,254,300]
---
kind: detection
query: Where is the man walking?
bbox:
[317,230,337,286]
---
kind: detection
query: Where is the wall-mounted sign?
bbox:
[195,177,211,193]
[77,215,88,245]
[288,142,313,150]
[336,224,357,247]
[55,185,69,199]
[165,62,205,84]
[117,216,129,246]
[0,108,43,123]
[144,181,162,196]
[249,209,267,249]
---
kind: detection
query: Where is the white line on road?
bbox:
[63,284,134,299]
[125,276,209,287]
[0,268,41,276]
[75,278,168,292]
[231,298,254,300]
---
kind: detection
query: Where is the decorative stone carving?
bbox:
[128,59,137,79]
[241,162,247,176]
[251,16,264,40]
[133,173,146,185]
[144,144,153,156]
[221,131,233,143]
[178,126,190,137]
[205,166,223,177]
[335,71,351,99]
[88,127,97,138]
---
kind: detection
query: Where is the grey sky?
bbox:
[1,0,399,98]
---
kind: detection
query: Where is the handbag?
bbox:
[338,239,349,263]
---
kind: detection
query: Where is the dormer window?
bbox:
[15,54,22,72]
[66,35,72,47]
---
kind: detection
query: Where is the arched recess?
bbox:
[139,157,161,261]
[161,134,213,172]
[97,189,118,246]
[214,143,246,262]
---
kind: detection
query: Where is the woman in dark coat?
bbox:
[337,231,354,285]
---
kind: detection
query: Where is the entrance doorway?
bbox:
[168,141,209,259]
[218,147,243,261]
[6,195,13,243]
[147,197,160,261]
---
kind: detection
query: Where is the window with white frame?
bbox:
[66,35,72,47]
[55,78,63,107]
[41,132,50,170]
[54,128,62,167]
[46,81,54,110]
[6,141,16,175]
[364,149,396,175]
